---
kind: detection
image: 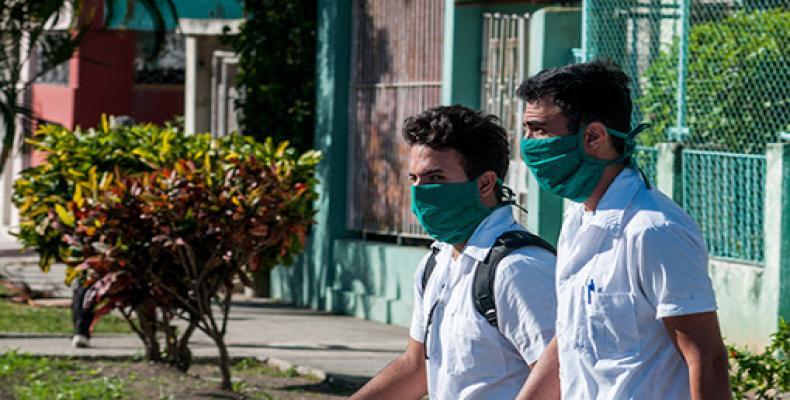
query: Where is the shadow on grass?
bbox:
[282,376,366,397]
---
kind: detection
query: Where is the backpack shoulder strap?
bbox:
[473,231,557,327]
[420,246,441,292]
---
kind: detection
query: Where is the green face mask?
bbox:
[519,124,648,202]
[411,178,494,244]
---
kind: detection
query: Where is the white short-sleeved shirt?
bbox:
[409,205,557,400]
[556,167,718,400]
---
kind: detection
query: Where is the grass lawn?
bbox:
[0,352,356,399]
[0,300,131,334]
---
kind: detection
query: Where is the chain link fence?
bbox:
[584,0,789,263]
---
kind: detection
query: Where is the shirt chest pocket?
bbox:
[586,293,640,359]
[445,315,506,378]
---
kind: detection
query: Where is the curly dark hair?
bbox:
[401,105,510,181]
[516,60,632,152]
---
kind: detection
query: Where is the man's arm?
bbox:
[515,336,560,400]
[350,338,428,400]
[663,312,731,400]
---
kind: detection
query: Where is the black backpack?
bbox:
[421,230,557,327]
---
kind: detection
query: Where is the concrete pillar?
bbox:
[657,142,684,202]
[270,0,353,310]
[441,0,483,106]
[184,36,223,135]
[180,19,243,135]
[184,35,200,134]
[765,143,790,323]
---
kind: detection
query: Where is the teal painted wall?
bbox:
[328,240,428,327]
[271,0,354,310]
[105,0,244,31]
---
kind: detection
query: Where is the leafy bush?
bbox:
[231,0,317,151]
[12,118,320,390]
[729,319,790,399]
[637,8,789,152]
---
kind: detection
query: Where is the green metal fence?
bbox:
[683,150,766,263]
[633,146,658,185]
[583,0,788,264]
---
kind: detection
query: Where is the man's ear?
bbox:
[477,170,498,198]
[583,122,609,153]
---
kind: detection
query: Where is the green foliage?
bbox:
[0,351,126,399]
[12,117,191,272]
[636,8,789,152]
[12,118,321,390]
[231,0,317,151]
[0,300,130,334]
[729,319,790,399]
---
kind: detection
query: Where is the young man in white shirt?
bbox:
[515,61,731,400]
[351,105,558,400]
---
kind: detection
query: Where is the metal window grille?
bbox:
[481,13,531,226]
[346,0,444,237]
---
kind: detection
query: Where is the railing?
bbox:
[682,150,765,263]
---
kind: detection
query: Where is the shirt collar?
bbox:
[581,167,644,231]
[459,205,521,262]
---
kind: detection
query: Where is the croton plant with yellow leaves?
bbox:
[12,116,320,390]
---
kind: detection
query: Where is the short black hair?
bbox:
[516,60,632,152]
[402,105,509,181]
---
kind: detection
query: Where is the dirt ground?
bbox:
[0,358,360,400]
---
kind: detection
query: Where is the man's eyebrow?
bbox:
[524,119,547,126]
[411,168,444,176]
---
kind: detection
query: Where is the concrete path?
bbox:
[0,243,405,382]
[0,297,407,382]
[0,298,408,382]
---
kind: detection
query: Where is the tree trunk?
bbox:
[135,301,161,361]
[212,334,232,391]
[173,321,196,372]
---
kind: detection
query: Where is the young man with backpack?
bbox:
[351,105,558,400]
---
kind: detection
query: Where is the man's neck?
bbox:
[452,243,466,260]
[583,164,626,212]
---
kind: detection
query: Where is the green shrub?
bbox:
[12,118,321,390]
[231,0,317,151]
[729,319,790,399]
[637,8,789,152]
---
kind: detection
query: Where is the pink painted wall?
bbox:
[131,84,184,124]
[30,26,185,166]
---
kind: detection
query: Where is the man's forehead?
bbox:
[409,146,460,172]
[524,97,563,118]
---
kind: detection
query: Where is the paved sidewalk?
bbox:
[0,244,406,383]
[0,298,407,382]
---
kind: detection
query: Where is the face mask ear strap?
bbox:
[606,123,650,165]
[496,178,529,214]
